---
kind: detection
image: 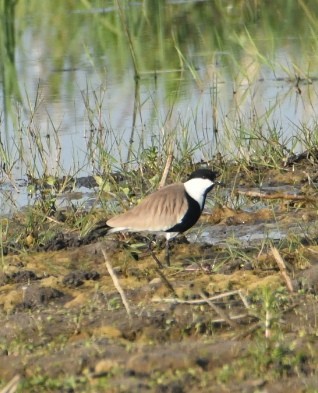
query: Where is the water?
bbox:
[192,223,286,247]
[1,0,318,213]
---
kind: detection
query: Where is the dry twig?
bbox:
[271,246,294,293]
[200,291,238,328]
[102,249,132,321]
[153,289,253,327]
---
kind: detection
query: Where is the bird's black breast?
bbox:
[166,193,202,233]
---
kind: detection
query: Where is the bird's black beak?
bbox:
[214,172,225,187]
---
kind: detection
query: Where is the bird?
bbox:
[88,168,220,266]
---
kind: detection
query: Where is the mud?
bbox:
[1,164,318,392]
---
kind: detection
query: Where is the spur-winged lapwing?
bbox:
[90,169,219,266]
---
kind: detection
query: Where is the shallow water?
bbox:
[191,222,295,247]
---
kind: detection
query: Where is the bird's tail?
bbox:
[82,220,110,243]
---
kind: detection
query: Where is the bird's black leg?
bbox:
[165,239,170,267]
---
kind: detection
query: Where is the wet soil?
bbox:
[1,164,318,392]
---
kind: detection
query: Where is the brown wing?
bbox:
[107,183,189,232]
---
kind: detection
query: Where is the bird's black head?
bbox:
[188,168,219,182]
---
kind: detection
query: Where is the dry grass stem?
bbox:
[159,153,174,188]
[238,290,250,308]
[265,309,271,339]
[211,313,248,324]
[271,246,294,293]
[155,267,178,298]
[237,189,316,203]
[149,244,164,269]
[200,291,239,328]
[102,248,132,321]
[0,375,21,393]
[152,289,246,304]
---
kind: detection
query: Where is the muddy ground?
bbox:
[1,164,318,392]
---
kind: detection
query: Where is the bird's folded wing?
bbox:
[107,183,188,232]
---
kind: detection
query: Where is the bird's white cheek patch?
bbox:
[184,178,214,208]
